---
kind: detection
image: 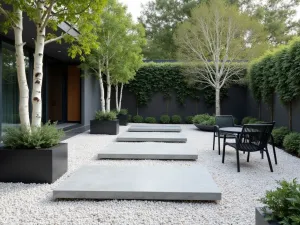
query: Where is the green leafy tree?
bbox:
[0,0,107,129]
[138,0,204,60]
[175,0,266,115]
[81,0,146,113]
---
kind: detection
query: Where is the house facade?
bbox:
[0,11,101,137]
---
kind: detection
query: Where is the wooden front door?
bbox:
[67,65,81,122]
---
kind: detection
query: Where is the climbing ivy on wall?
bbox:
[127,63,247,107]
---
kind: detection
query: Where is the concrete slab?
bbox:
[98,143,198,160]
[116,132,187,143]
[53,164,221,201]
[128,125,181,132]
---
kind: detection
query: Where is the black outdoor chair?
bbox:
[213,115,237,155]
[260,121,277,165]
[222,123,274,172]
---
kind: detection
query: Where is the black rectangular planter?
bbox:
[255,208,280,225]
[90,119,119,135]
[117,114,128,126]
[0,143,68,184]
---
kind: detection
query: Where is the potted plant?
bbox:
[193,114,216,132]
[0,122,67,184]
[116,109,128,126]
[256,179,300,225]
[90,111,119,135]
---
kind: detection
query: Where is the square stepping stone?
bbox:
[116,132,187,143]
[128,125,181,132]
[98,143,198,160]
[53,164,221,201]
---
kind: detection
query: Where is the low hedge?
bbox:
[272,127,290,147]
[185,116,194,124]
[132,115,143,123]
[171,115,182,124]
[160,115,170,124]
[283,132,300,155]
[144,117,156,123]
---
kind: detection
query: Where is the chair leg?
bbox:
[247,152,250,162]
[236,150,240,172]
[261,151,264,159]
[213,133,215,151]
[271,135,277,165]
[265,148,273,172]
[222,144,226,163]
[218,136,221,155]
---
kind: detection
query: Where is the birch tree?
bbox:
[82,0,146,113]
[174,0,266,115]
[0,0,107,129]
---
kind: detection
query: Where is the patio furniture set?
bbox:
[212,115,277,172]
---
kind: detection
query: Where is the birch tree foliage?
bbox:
[174,0,266,115]
[0,0,107,129]
[81,0,146,113]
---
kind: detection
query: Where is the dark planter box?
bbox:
[90,119,119,135]
[194,124,215,132]
[117,114,128,126]
[256,208,280,225]
[0,143,68,184]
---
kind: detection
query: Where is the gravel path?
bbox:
[0,124,299,225]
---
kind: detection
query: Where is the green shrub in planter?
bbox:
[272,127,290,147]
[95,111,117,121]
[145,117,156,123]
[259,179,300,225]
[118,109,128,115]
[192,114,216,125]
[160,115,170,124]
[2,121,64,149]
[242,116,257,125]
[283,132,300,154]
[185,116,194,124]
[171,115,182,124]
[132,115,143,123]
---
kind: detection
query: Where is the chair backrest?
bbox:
[239,124,274,150]
[215,115,234,128]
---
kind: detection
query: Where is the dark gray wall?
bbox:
[81,75,101,126]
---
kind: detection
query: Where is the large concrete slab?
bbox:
[116,132,187,143]
[128,125,181,132]
[98,143,198,160]
[53,164,221,201]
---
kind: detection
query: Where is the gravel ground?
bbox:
[0,124,299,225]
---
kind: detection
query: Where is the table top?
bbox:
[219,127,242,133]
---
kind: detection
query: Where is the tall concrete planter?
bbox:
[255,208,280,225]
[0,143,68,184]
[117,114,128,126]
[90,119,119,135]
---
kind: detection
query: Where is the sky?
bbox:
[119,0,300,21]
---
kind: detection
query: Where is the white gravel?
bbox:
[0,124,299,225]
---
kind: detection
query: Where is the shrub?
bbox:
[2,122,65,149]
[127,114,132,122]
[272,127,290,147]
[145,117,156,123]
[160,115,170,124]
[192,114,215,125]
[283,132,300,154]
[132,115,143,123]
[118,109,128,115]
[95,111,117,121]
[241,116,258,124]
[259,179,300,225]
[185,116,194,124]
[171,115,182,124]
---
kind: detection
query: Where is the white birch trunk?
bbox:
[98,61,106,112]
[115,84,119,111]
[105,60,111,112]
[31,2,46,127]
[118,83,124,112]
[215,87,221,116]
[13,9,31,128]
